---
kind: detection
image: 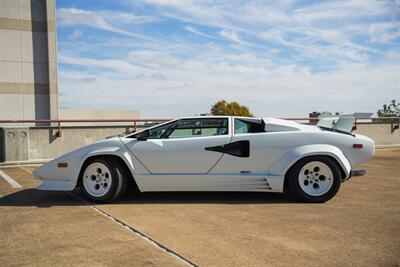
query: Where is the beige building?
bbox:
[0,0,58,121]
[0,0,140,126]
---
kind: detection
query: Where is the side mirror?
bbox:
[135,129,150,141]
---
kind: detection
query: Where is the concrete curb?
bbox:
[0,159,51,167]
[375,144,400,149]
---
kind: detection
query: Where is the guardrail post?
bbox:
[352,119,358,132]
[56,121,62,137]
[391,118,399,133]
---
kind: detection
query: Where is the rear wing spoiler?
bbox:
[317,113,373,132]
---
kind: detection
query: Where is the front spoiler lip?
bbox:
[32,169,41,180]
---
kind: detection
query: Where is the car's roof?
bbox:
[176,116,259,120]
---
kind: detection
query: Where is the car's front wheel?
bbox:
[286,156,341,203]
[80,158,127,203]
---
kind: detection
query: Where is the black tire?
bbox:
[286,156,342,203]
[80,158,127,203]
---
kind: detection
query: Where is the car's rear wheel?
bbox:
[80,158,127,203]
[286,156,341,203]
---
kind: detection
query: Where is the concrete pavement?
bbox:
[1,149,399,266]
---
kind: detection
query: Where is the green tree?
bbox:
[210,99,253,117]
[377,99,400,117]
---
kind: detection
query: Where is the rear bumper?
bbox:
[351,170,367,177]
[343,169,367,182]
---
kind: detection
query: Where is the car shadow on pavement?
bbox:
[0,189,82,207]
[0,188,301,207]
[120,191,296,205]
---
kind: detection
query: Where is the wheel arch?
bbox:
[283,154,347,191]
[269,144,351,184]
[77,154,139,192]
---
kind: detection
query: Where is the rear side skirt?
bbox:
[134,173,285,193]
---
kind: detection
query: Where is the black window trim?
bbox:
[160,120,179,139]
[126,120,178,139]
[234,117,266,134]
[162,118,229,139]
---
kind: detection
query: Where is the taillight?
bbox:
[353,144,363,149]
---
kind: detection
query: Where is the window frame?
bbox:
[125,119,178,139]
[163,117,230,139]
[125,117,231,140]
[233,117,266,135]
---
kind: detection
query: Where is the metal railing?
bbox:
[0,119,170,137]
[0,116,399,137]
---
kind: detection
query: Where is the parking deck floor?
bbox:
[1,149,399,266]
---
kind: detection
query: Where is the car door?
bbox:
[209,117,273,174]
[123,117,231,174]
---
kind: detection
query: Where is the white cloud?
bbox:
[128,50,181,68]
[145,0,397,61]
[59,48,400,117]
[57,1,400,117]
[290,0,391,23]
[68,29,83,40]
[369,22,400,44]
[184,25,217,39]
[58,8,156,41]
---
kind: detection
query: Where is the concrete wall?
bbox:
[0,0,58,123]
[354,123,400,147]
[0,127,29,162]
[28,126,136,159]
[0,123,399,163]
[58,109,140,126]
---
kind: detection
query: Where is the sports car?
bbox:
[33,115,375,203]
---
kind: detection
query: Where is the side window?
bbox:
[235,119,250,134]
[148,122,174,139]
[234,118,265,134]
[167,118,228,139]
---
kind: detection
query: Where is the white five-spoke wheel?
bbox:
[83,162,112,198]
[80,158,128,203]
[286,156,341,203]
[298,161,334,197]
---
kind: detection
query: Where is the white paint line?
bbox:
[20,166,33,174]
[67,192,197,267]
[0,170,22,188]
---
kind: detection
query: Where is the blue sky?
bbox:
[56,0,400,117]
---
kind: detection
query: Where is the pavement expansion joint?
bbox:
[68,192,198,267]
[18,166,197,266]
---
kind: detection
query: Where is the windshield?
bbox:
[124,120,176,138]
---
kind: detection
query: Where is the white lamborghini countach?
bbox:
[33,116,375,203]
